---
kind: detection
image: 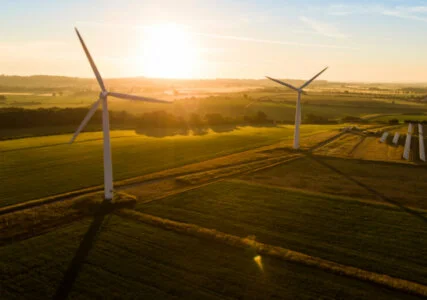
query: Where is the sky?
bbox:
[2,0,427,82]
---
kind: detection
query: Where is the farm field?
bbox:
[0,215,420,300]
[2,87,427,124]
[244,94,425,121]
[0,125,341,207]
[243,156,427,209]
[2,77,427,299]
[137,179,427,286]
[370,114,427,123]
[351,136,405,161]
[315,134,406,162]
[313,133,365,157]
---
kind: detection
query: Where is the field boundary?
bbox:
[313,153,424,168]
[0,133,139,153]
[0,129,345,216]
[117,209,427,298]
[0,153,297,216]
[133,155,302,206]
[348,135,367,155]
[229,179,427,215]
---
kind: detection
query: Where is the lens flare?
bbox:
[254,255,264,272]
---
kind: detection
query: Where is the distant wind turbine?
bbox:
[70,28,172,201]
[266,67,328,149]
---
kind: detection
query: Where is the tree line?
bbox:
[0,107,275,130]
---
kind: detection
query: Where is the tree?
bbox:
[244,111,270,124]
[189,113,205,127]
[341,116,364,123]
[304,113,334,124]
[205,113,225,126]
[256,111,268,122]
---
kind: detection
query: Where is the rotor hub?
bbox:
[100,91,108,99]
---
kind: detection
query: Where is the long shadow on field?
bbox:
[53,201,111,300]
[307,154,427,226]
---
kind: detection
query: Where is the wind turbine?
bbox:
[70,28,171,201]
[266,67,328,149]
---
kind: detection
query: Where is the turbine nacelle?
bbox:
[265,66,328,93]
[266,67,328,150]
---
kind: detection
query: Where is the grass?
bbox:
[0,192,135,245]
[314,133,364,157]
[0,125,339,207]
[0,130,139,151]
[371,114,427,123]
[313,132,406,162]
[350,136,404,161]
[175,155,300,185]
[2,88,427,123]
[136,179,427,286]
[244,156,427,209]
[0,124,104,140]
[119,209,427,297]
[0,215,420,299]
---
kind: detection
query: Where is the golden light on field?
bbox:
[253,255,264,272]
[138,23,200,79]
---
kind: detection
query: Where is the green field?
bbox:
[137,179,427,286]
[2,76,427,299]
[0,215,419,299]
[2,84,427,124]
[370,114,427,123]
[247,156,427,210]
[0,125,339,207]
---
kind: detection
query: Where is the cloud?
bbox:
[382,6,427,22]
[193,32,357,50]
[299,16,348,39]
[326,4,427,23]
[405,6,427,13]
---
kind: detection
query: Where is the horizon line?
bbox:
[1,73,427,85]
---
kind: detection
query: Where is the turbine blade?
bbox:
[69,98,102,143]
[75,28,106,92]
[300,67,328,90]
[265,76,299,92]
[108,92,172,103]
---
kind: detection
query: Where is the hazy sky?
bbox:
[2,0,427,82]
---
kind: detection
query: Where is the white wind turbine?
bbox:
[266,67,328,149]
[70,28,172,201]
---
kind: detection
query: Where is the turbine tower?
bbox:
[70,28,171,201]
[266,67,328,149]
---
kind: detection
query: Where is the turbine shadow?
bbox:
[53,201,112,300]
[306,153,427,226]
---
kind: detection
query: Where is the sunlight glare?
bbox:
[138,23,200,79]
[254,255,264,272]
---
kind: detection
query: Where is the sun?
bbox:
[138,23,200,79]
